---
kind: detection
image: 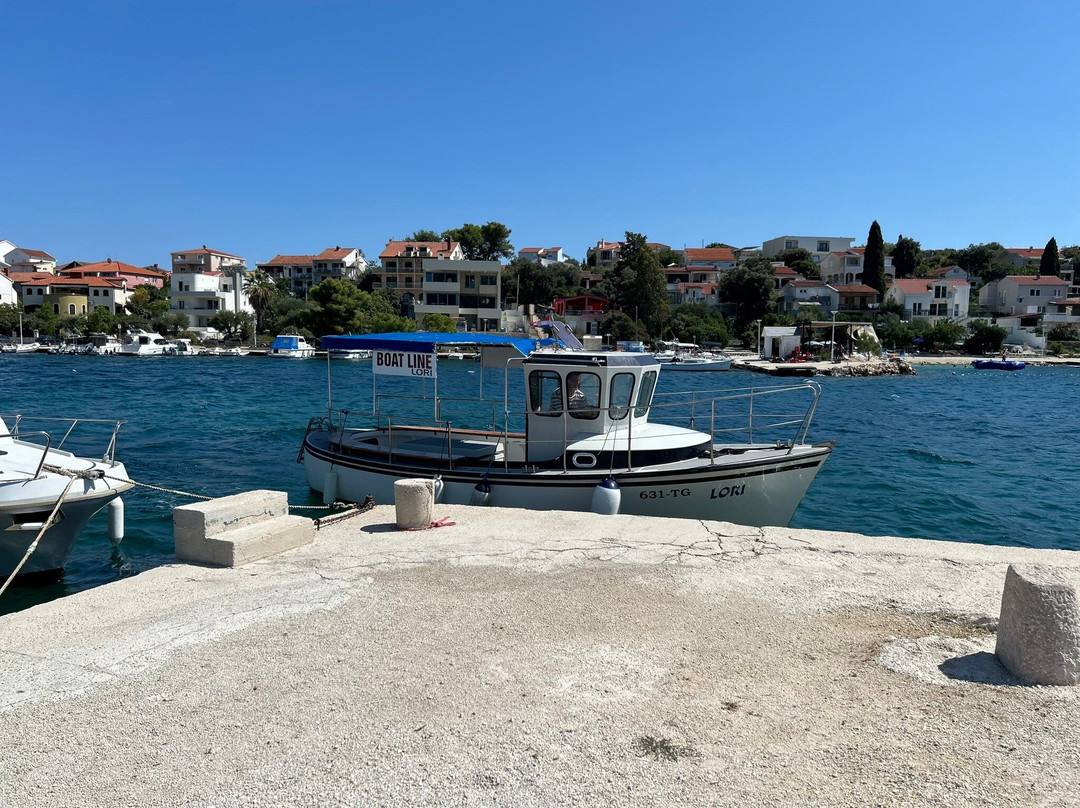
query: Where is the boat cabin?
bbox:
[522,351,659,462]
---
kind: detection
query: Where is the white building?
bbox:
[763,236,855,265]
[977,275,1068,316]
[517,247,566,266]
[0,241,57,274]
[170,270,253,333]
[312,247,366,287]
[0,272,17,306]
[777,280,839,315]
[884,278,970,322]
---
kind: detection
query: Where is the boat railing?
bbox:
[1,414,126,466]
[322,382,821,472]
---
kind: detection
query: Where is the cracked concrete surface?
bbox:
[2,504,1079,807]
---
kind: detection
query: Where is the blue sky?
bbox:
[3,0,1078,267]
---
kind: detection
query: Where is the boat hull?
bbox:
[972,359,1025,371]
[303,432,831,526]
[0,461,132,578]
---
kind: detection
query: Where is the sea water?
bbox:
[1,354,1078,614]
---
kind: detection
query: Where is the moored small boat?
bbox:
[269,335,315,358]
[0,414,133,583]
[300,332,833,526]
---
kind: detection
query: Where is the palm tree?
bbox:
[243,270,281,334]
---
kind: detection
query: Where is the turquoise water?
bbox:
[2,354,1078,614]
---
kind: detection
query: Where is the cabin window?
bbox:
[634,370,657,418]
[529,371,564,416]
[610,373,635,420]
[569,372,601,420]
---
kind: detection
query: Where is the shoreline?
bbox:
[1,504,1078,806]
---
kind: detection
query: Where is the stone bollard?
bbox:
[395,478,435,529]
[995,564,1080,685]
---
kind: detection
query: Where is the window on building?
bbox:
[465,275,476,289]
[845,257,859,267]
[480,275,498,285]
[54,304,60,314]
[817,241,830,252]
[785,240,797,249]
[427,293,458,306]
[92,289,99,296]
[425,272,458,284]
[179,300,185,309]
[934,286,947,298]
[1029,288,1041,297]
[68,304,76,315]
[37,288,43,295]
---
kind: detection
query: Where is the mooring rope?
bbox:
[97,471,344,511]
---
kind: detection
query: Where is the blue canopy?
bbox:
[321,331,550,356]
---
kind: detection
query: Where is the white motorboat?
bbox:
[164,339,200,356]
[0,414,133,582]
[268,335,315,358]
[664,354,733,371]
[300,332,833,526]
[121,329,169,356]
[210,346,250,357]
[87,335,124,355]
[327,348,371,361]
[2,342,40,354]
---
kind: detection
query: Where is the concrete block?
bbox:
[395,478,434,529]
[995,564,1080,685]
[174,490,288,546]
[175,515,313,567]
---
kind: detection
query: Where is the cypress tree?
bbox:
[1040,237,1061,277]
[863,221,887,293]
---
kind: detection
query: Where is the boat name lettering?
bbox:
[373,350,437,378]
[709,484,746,499]
[639,488,691,500]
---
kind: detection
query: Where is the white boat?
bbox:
[164,339,200,356]
[3,342,40,354]
[299,332,833,526]
[120,329,169,356]
[0,414,133,582]
[86,334,124,355]
[664,354,733,371]
[328,348,371,361]
[210,346,250,357]
[268,335,315,358]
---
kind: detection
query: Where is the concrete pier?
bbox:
[2,505,1078,807]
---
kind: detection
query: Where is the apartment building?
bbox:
[884,279,971,321]
[413,258,502,331]
[375,240,464,294]
[170,246,251,333]
[257,247,366,297]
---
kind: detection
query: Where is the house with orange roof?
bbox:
[585,239,670,270]
[0,241,57,274]
[832,284,880,313]
[257,254,315,294]
[11,274,131,316]
[884,278,970,322]
[312,247,367,288]
[517,247,566,266]
[977,275,1067,317]
[172,246,246,275]
[375,239,464,296]
[771,264,801,291]
[59,259,167,289]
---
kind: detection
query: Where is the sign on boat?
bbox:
[299,332,833,526]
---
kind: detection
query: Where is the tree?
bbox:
[774,247,819,280]
[599,312,649,342]
[1040,237,1061,277]
[921,320,965,352]
[892,235,921,279]
[243,270,282,333]
[612,232,668,338]
[664,304,729,346]
[509,258,584,307]
[303,278,415,337]
[718,263,775,332]
[964,320,1008,354]
[655,248,684,267]
[0,304,23,337]
[863,221,887,293]
[86,306,117,334]
[442,221,514,261]
[422,313,458,332]
[208,310,254,341]
[409,229,442,242]
[954,242,1006,282]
